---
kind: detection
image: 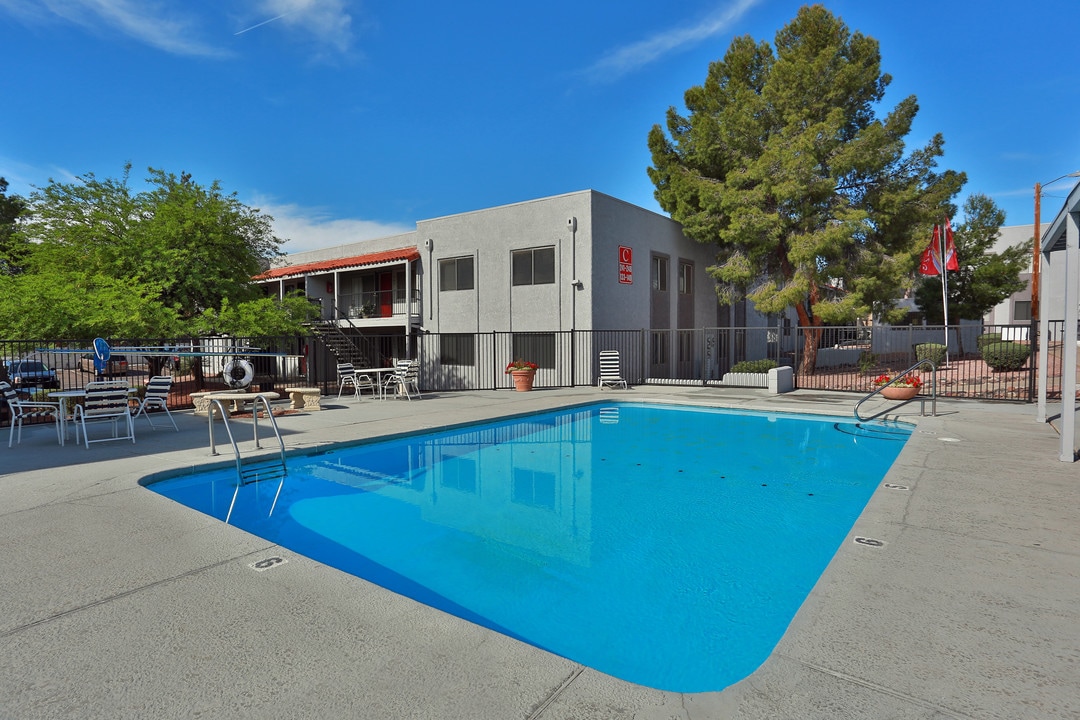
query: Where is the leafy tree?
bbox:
[915,193,1030,325]
[193,293,320,337]
[647,5,964,373]
[2,165,287,339]
[0,177,28,275]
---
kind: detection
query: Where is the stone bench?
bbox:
[190,390,247,417]
[284,387,322,411]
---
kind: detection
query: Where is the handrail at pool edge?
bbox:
[854,359,937,422]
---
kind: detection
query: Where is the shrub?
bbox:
[857,351,877,373]
[914,342,947,367]
[981,341,1031,372]
[730,359,778,373]
[977,333,1002,350]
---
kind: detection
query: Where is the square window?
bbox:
[439,334,476,366]
[511,333,555,369]
[440,257,474,291]
[511,247,556,286]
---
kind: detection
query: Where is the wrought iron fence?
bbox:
[1,322,1057,432]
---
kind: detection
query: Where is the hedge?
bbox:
[981,341,1031,372]
[729,359,778,373]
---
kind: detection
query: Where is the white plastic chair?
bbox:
[132,375,178,431]
[74,380,135,448]
[383,359,422,400]
[598,350,628,389]
[1,381,62,447]
[337,362,377,400]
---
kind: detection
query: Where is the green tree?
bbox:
[915,194,1030,326]
[647,5,964,373]
[193,293,319,338]
[0,177,28,275]
[2,165,288,339]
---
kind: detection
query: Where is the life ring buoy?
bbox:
[222,358,254,389]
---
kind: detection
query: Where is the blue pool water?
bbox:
[144,402,912,692]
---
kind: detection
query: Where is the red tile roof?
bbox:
[255,247,420,280]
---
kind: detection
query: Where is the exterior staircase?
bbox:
[306,312,380,369]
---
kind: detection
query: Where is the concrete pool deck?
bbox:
[1,386,1077,719]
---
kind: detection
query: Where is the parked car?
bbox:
[4,360,60,389]
[79,354,128,376]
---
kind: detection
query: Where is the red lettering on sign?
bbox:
[618,246,633,284]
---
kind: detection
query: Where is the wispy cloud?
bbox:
[580,0,763,83]
[257,199,412,254]
[240,0,354,57]
[0,0,227,57]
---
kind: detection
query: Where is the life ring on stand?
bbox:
[222,358,254,389]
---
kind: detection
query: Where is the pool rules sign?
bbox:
[618,246,633,284]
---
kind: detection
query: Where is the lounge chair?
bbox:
[598,350,628,389]
[74,380,136,448]
[1,381,62,447]
[132,375,178,431]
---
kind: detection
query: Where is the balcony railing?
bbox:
[337,291,417,320]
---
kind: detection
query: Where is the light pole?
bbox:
[1033,171,1080,322]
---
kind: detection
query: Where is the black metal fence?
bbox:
[1,322,1058,428]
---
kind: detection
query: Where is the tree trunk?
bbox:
[795,295,823,376]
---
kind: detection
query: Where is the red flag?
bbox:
[919,226,942,276]
[943,217,959,271]
[918,221,959,276]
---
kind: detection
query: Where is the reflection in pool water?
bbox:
[145,402,912,692]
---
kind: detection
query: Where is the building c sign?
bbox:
[618,245,633,284]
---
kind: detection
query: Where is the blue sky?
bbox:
[2,0,1078,253]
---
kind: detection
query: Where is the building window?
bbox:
[652,256,669,292]
[439,334,475,367]
[677,330,693,362]
[1013,300,1032,322]
[439,449,477,494]
[512,333,555,369]
[440,256,474,291]
[651,332,669,364]
[512,467,556,510]
[511,247,555,286]
[678,261,693,294]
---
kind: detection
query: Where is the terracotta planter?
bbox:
[511,369,535,392]
[880,385,919,400]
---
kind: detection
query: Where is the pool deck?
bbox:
[1,386,1078,719]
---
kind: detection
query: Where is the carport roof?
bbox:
[1040,180,1080,254]
[255,247,421,280]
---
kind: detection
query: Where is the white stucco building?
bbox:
[256,190,776,385]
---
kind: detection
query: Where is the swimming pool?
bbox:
[144,401,912,692]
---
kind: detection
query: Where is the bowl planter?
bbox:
[880,385,919,400]
[510,369,535,392]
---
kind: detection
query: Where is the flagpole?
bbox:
[940,222,949,367]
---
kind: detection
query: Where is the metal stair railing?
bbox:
[854,359,937,422]
[306,305,380,368]
[207,396,287,486]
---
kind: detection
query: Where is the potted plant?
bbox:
[872,372,922,400]
[505,359,538,392]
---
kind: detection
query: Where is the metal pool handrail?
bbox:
[208,396,287,486]
[854,359,937,421]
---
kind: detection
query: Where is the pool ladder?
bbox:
[208,397,287,486]
[854,359,937,422]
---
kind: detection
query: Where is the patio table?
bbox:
[49,387,138,447]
